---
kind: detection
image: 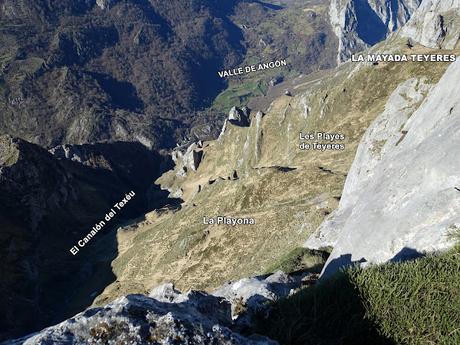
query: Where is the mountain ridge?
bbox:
[2,0,460,343]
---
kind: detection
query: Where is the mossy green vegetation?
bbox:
[255,271,391,345]
[266,247,329,274]
[256,249,460,345]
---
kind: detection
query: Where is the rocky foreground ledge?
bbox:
[4,271,312,345]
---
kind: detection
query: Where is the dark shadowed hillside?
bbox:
[0,135,172,341]
[0,0,244,149]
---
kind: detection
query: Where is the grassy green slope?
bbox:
[256,249,460,345]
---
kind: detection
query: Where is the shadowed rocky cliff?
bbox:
[329,0,422,62]
[0,135,170,341]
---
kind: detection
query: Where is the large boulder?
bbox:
[213,271,302,320]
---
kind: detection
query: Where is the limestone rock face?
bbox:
[171,142,204,176]
[401,0,460,49]
[6,293,277,345]
[228,106,251,126]
[183,145,203,172]
[305,77,433,251]
[307,59,460,277]
[330,0,421,62]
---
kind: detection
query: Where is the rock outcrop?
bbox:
[330,0,421,62]
[171,142,204,174]
[306,58,460,277]
[401,0,460,49]
[4,293,276,345]
[5,270,312,345]
[228,106,251,127]
[212,271,304,322]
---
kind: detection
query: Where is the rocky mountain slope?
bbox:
[88,0,459,317]
[330,0,422,62]
[2,0,460,343]
[307,57,460,278]
[0,0,336,341]
[401,0,460,49]
[0,136,168,341]
[92,33,454,307]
